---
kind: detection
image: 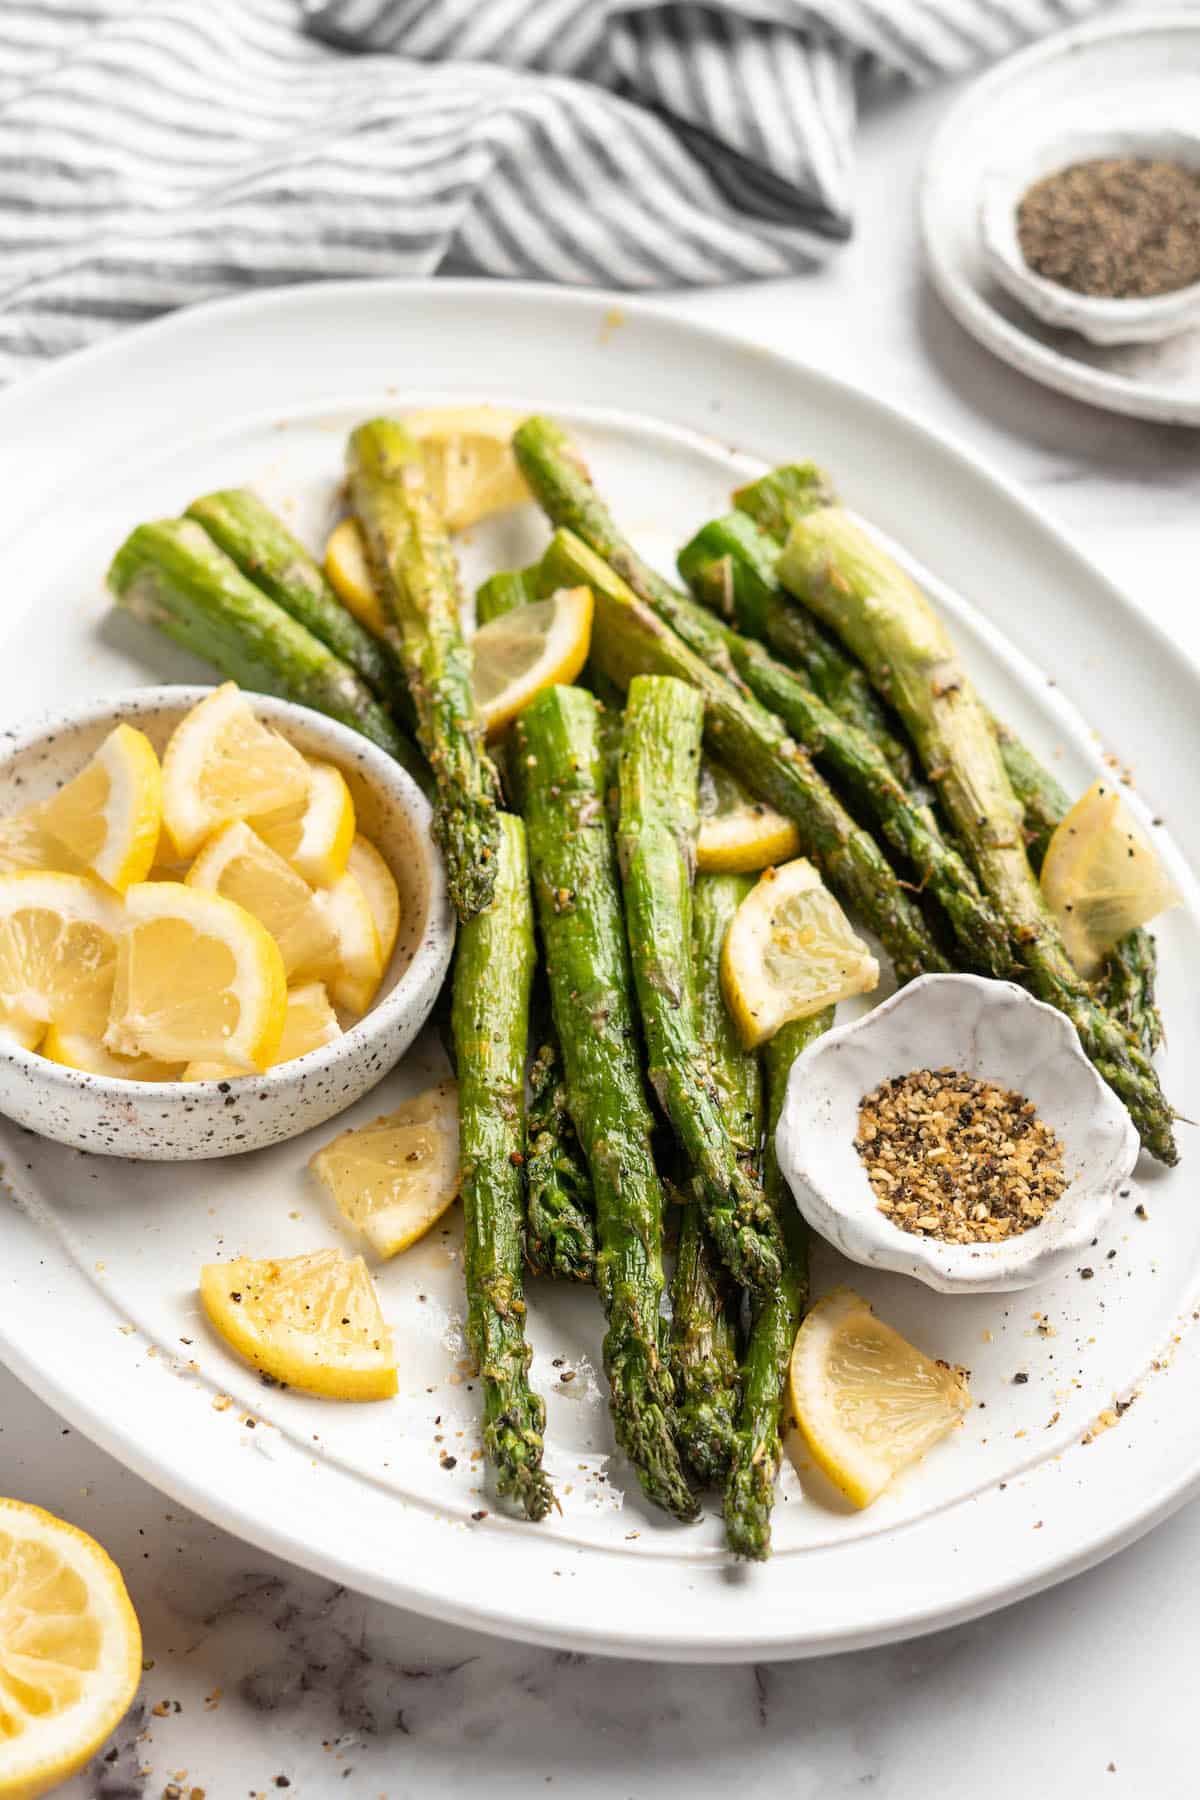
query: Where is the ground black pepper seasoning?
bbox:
[1016,156,1200,299]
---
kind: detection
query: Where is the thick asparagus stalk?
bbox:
[107,518,428,786]
[778,507,1176,1161]
[524,1026,597,1283]
[450,812,554,1521]
[670,873,763,1485]
[347,419,501,922]
[732,463,836,542]
[514,685,699,1523]
[618,676,783,1292]
[475,564,541,626]
[186,488,410,716]
[528,526,947,986]
[724,1009,832,1561]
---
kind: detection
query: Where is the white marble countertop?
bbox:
[7,4,1200,1794]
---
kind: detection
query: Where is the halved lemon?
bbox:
[199,1248,397,1399]
[346,835,400,968]
[787,1288,970,1509]
[160,683,310,858]
[324,518,388,637]
[181,978,341,1081]
[39,724,162,894]
[0,806,85,878]
[186,820,337,979]
[313,873,383,1017]
[41,1024,179,1082]
[696,759,802,873]
[720,858,879,1049]
[104,881,286,1072]
[254,760,355,887]
[470,587,594,738]
[1040,777,1180,979]
[0,1498,142,1800]
[310,1080,460,1259]
[0,872,121,1051]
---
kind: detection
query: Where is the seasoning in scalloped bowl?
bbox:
[1017,157,1200,300]
[856,1068,1068,1245]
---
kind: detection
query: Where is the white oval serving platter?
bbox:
[0,280,1198,1663]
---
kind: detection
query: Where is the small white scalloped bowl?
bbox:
[980,126,1200,346]
[0,687,454,1160]
[775,974,1140,1294]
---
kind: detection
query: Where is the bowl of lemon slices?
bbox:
[0,682,453,1158]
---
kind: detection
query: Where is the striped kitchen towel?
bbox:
[0,0,1109,381]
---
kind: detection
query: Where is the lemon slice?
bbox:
[324,517,389,638]
[787,1288,970,1509]
[404,404,528,530]
[181,978,341,1080]
[161,682,310,859]
[1040,777,1180,979]
[346,835,400,967]
[0,1498,142,1800]
[186,820,337,979]
[696,759,802,873]
[313,873,383,1017]
[720,858,879,1049]
[470,587,594,738]
[0,806,85,878]
[41,1024,179,1082]
[39,724,162,894]
[254,760,355,887]
[0,872,121,1051]
[199,1248,397,1399]
[104,881,286,1072]
[310,1079,460,1259]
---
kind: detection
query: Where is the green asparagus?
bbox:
[617,676,783,1292]
[476,564,541,625]
[724,1010,832,1561]
[670,873,764,1486]
[347,418,502,922]
[732,463,836,542]
[514,685,700,1523]
[778,505,1176,1161]
[450,812,554,1521]
[524,1025,597,1283]
[106,518,428,786]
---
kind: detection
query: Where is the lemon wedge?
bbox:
[346,836,400,968]
[470,587,593,738]
[161,683,310,859]
[0,1498,142,1800]
[104,881,286,1072]
[720,858,879,1049]
[313,873,383,1017]
[0,872,120,1051]
[181,978,341,1080]
[1040,777,1180,979]
[310,1079,460,1259]
[324,517,388,638]
[39,723,162,894]
[787,1288,970,1509]
[41,1024,179,1082]
[403,404,528,530]
[186,820,337,979]
[696,758,802,873]
[254,759,355,887]
[0,806,85,878]
[199,1248,397,1399]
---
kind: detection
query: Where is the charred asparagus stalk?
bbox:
[106,518,427,786]
[617,676,783,1292]
[724,1010,832,1561]
[778,506,1176,1161]
[670,873,764,1485]
[514,685,699,1523]
[347,418,501,921]
[524,1025,597,1283]
[450,812,554,1521]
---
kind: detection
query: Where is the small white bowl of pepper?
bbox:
[979,127,1200,346]
[775,974,1141,1295]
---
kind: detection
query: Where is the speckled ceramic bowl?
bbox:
[0,687,454,1159]
[775,974,1141,1294]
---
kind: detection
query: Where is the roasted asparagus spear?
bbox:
[347,419,501,921]
[524,1024,597,1283]
[514,685,699,1523]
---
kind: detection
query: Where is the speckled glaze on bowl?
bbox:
[775,974,1141,1294]
[0,687,454,1159]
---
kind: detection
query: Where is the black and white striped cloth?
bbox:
[1,0,1108,382]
